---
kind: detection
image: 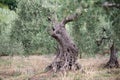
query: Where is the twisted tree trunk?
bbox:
[45,13,81,72]
[105,42,119,68]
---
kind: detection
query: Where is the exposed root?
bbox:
[104,60,119,68]
[45,61,81,73]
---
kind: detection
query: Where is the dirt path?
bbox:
[0,55,120,80]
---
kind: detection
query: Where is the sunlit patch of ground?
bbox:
[0,55,120,80]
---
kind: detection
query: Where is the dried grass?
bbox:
[0,55,120,80]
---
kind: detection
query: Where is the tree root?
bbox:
[45,61,81,73]
[104,60,119,68]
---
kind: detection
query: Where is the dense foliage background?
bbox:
[0,0,120,56]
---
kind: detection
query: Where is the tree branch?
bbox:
[96,36,110,46]
[103,2,120,8]
[62,13,79,25]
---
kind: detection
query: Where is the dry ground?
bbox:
[0,55,120,80]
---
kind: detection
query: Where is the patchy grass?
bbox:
[0,55,120,80]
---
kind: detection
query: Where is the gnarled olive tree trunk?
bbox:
[105,42,119,68]
[45,13,81,72]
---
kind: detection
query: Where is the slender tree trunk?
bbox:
[105,42,119,68]
[45,13,81,72]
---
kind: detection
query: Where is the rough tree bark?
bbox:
[105,42,119,68]
[45,13,81,72]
